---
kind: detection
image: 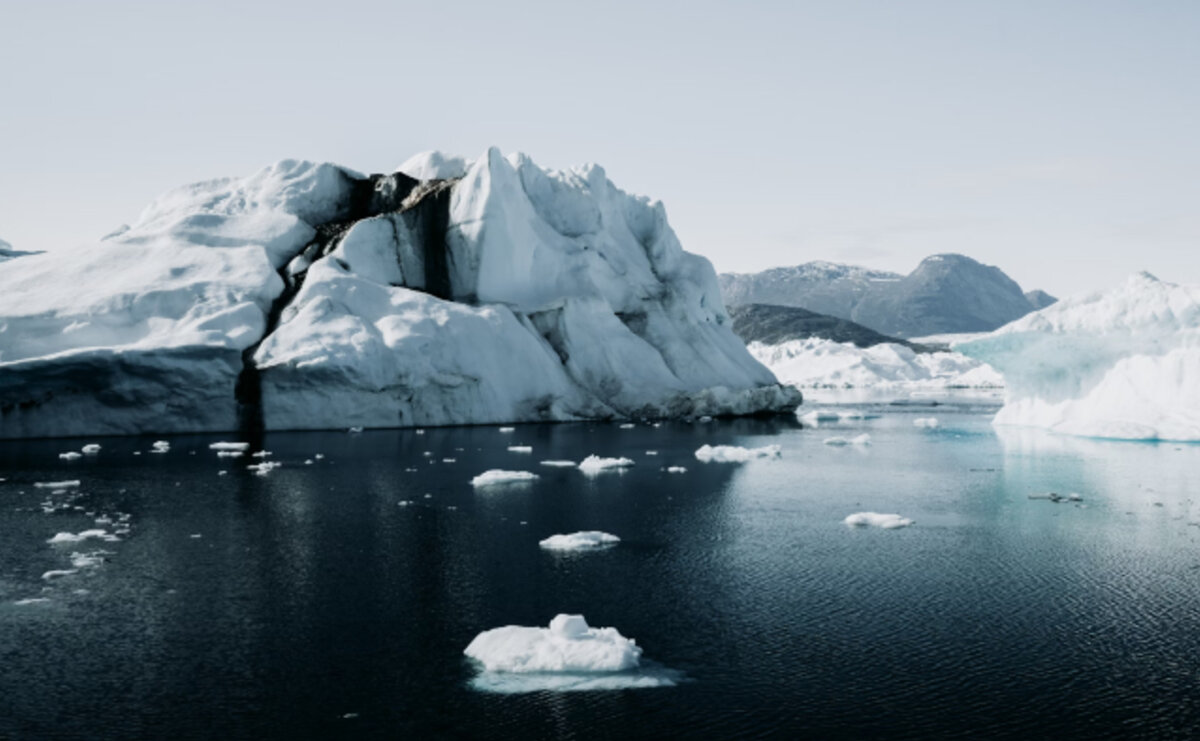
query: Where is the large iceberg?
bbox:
[956,273,1200,441]
[0,149,800,438]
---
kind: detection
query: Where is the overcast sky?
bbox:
[1,0,1197,296]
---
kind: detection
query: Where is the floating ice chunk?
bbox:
[800,409,841,424]
[540,460,577,467]
[47,529,120,543]
[416,429,426,435]
[42,569,79,580]
[34,480,81,489]
[698,415,713,423]
[251,450,273,458]
[823,434,871,446]
[471,470,540,487]
[538,531,620,551]
[465,614,642,674]
[81,444,101,454]
[667,466,687,474]
[578,456,635,475]
[913,417,939,428]
[14,598,51,606]
[314,453,325,459]
[693,444,781,463]
[304,459,313,465]
[645,451,658,456]
[209,442,250,451]
[59,452,82,460]
[70,551,109,568]
[843,512,913,529]
[151,440,170,452]
[247,461,282,476]
[498,427,515,433]
[507,446,533,454]
[618,423,636,429]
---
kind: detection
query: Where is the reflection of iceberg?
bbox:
[465,614,678,693]
[958,273,1200,441]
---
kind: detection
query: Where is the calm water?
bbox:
[2,401,1200,740]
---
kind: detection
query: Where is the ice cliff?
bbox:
[956,272,1200,441]
[0,149,800,438]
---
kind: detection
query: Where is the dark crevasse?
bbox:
[235,171,459,440]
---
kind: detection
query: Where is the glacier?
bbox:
[0,149,800,438]
[956,273,1200,441]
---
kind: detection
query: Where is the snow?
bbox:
[540,460,577,467]
[577,455,635,475]
[749,338,1002,391]
[824,434,872,446]
[471,470,540,487]
[209,441,250,451]
[538,531,620,551]
[957,273,1200,441]
[693,444,781,463]
[844,512,914,529]
[464,614,643,675]
[913,417,939,428]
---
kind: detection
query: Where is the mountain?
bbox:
[1024,289,1058,310]
[721,254,1046,338]
[727,303,929,351]
[0,237,40,262]
[0,149,800,439]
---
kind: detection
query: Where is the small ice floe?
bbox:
[70,551,109,568]
[697,415,713,423]
[218,470,228,476]
[694,444,781,463]
[800,409,840,425]
[1068,492,1083,501]
[314,453,325,459]
[14,598,51,606]
[247,461,282,476]
[416,429,426,435]
[507,446,533,454]
[251,451,273,458]
[34,480,81,490]
[838,410,880,420]
[844,512,914,529]
[823,434,871,446]
[442,458,457,463]
[209,442,249,451]
[304,459,314,465]
[667,466,687,474]
[471,470,540,487]
[133,451,142,456]
[618,423,636,429]
[645,451,658,456]
[422,451,433,457]
[498,427,515,433]
[540,460,576,468]
[59,452,83,460]
[151,441,171,453]
[465,614,675,693]
[48,529,120,544]
[912,417,939,428]
[538,531,620,551]
[42,569,79,580]
[81,444,102,454]
[578,456,635,476]
[398,500,413,507]
[189,534,202,539]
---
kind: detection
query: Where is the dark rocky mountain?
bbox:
[1024,289,1058,310]
[0,237,39,262]
[728,303,931,351]
[720,253,1052,338]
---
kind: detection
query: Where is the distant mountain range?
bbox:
[720,254,1056,338]
[728,303,932,352]
[0,237,39,262]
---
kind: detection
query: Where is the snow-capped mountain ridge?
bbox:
[0,149,801,438]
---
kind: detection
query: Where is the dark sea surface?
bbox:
[2,400,1200,739]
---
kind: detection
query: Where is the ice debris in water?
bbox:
[913,417,939,428]
[498,427,515,433]
[577,456,635,475]
[507,446,533,454]
[471,470,540,487]
[81,444,101,454]
[70,551,109,568]
[348,427,364,433]
[209,442,249,451]
[247,461,282,476]
[538,531,620,551]
[667,466,687,474]
[42,569,78,580]
[150,441,170,453]
[540,460,577,468]
[216,451,244,458]
[618,423,636,429]
[465,614,642,673]
[844,512,913,529]
[251,451,273,458]
[645,451,658,456]
[823,434,871,446]
[693,444,781,463]
[47,530,121,544]
[35,480,81,489]
[59,452,83,460]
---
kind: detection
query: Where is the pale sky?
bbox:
[1,0,1197,296]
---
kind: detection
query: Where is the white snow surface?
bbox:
[693,444,781,463]
[471,470,540,487]
[749,338,1002,391]
[956,273,1200,441]
[844,512,914,529]
[465,614,642,673]
[0,149,798,438]
[538,531,620,551]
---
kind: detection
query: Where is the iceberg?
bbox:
[956,273,1200,441]
[471,470,539,487]
[843,512,914,529]
[538,531,620,551]
[693,444,781,463]
[0,149,799,439]
[577,455,635,475]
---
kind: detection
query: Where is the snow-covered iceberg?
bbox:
[956,273,1200,441]
[749,338,1002,391]
[538,531,620,551]
[0,149,800,438]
